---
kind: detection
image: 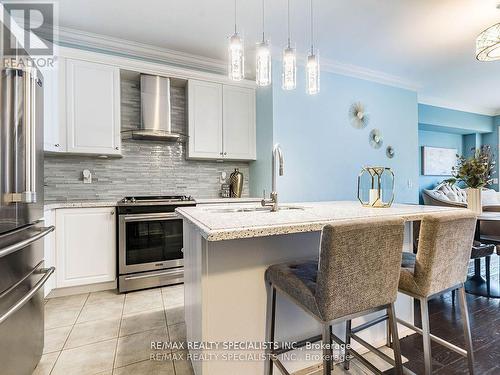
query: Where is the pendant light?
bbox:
[256,0,272,86]
[228,0,244,80]
[282,0,296,90]
[476,2,500,61]
[306,0,320,94]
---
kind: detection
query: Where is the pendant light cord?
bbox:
[287,0,291,47]
[262,0,265,41]
[310,0,314,54]
[234,0,237,34]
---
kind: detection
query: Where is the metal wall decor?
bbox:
[369,129,383,149]
[386,146,395,159]
[349,102,369,129]
[357,166,395,208]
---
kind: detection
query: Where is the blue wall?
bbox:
[419,104,494,134]
[250,63,419,204]
[418,130,463,203]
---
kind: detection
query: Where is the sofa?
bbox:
[422,182,500,242]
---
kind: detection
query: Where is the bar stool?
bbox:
[264,218,406,375]
[395,211,477,375]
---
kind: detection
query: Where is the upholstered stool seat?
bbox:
[265,260,319,317]
[471,241,495,258]
[264,218,406,375]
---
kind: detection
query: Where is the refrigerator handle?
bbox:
[22,69,37,203]
[0,225,54,259]
[0,266,54,325]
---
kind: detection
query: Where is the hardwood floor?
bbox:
[393,256,500,374]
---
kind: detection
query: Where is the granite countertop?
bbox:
[194,197,262,204]
[44,200,118,209]
[176,201,467,241]
[44,197,262,210]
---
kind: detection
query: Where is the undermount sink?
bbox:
[206,206,304,213]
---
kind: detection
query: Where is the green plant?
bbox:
[452,145,496,188]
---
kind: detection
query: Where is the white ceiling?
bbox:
[57,0,500,115]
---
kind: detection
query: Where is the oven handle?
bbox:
[123,213,177,221]
[122,213,179,222]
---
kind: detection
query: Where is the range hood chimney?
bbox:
[131,74,181,141]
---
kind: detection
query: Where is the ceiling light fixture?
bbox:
[282,0,296,90]
[228,0,244,80]
[476,2,500,61]
[306,0,320,94]
[256,0,271,86]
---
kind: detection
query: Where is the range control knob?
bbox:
[121,198,128,203]
[131,197,136,203]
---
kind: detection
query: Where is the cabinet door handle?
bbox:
[110,211,115,215]
[224,152,227,156]
[115,147,119,150]
[54,143,60,147]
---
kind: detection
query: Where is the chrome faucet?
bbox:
[261,144,284,212]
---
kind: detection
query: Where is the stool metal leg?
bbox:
[322,324,332,375]
[458,287,475,374]
[265,283,276,375]
[486,256,491,296]
[420,297,432,375]
[344,320,352,370]
[387,303,403,375]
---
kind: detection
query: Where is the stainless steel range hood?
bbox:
[130,74,181,141]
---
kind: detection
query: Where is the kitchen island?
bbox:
[176,201,464,375]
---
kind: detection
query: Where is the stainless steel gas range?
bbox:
[117,195,196,293]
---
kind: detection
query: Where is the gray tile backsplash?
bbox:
[44,77,249,202]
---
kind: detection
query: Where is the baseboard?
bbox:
[46,280,117,298]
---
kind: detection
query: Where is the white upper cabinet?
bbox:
[65,59,121,155]
[222,85,256,160]
[41,60,65,152]
[55,207,116,288]
[187,80,256,160]
[187,80,223,159]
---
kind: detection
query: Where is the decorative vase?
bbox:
[466,188,482,214]
[230,168,243,198]
[357,166,395,208]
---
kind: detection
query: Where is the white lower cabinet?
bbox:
[55,207,116,288]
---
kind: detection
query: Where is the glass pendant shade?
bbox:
[476,23,500,61]
[282,46,296,90]
[256,41,272,86]
[306,51,320,95]
[228,33,244,80]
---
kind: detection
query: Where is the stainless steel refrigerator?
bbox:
[0,32,55,375]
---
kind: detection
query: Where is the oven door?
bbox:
[118,212,184,275]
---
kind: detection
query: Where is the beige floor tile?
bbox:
[77,299,124,323]
[168,322,186,347]
[65,318,120,349]
[45,304,82,329]
[32,352,60,375]
[43,325,72,354]
[86,290,125,305]
[45,293,89,309]
[113,359,175,375]
[165,305,184,325]
[172,350,194,375]
[51,339,117,375]
[114,327,169,368]
[120,308,167,337]
[123,290,163,315]
[162,285,184,308]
